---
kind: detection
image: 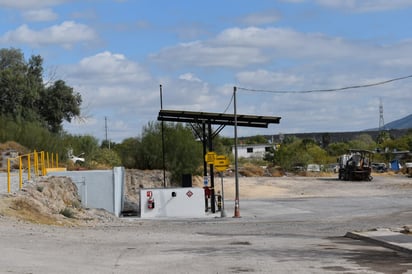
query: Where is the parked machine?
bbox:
[338,149,374,181]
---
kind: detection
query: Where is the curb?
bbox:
[345,230,412,255]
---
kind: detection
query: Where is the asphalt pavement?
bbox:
[1,175,412,273]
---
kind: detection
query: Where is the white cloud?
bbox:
[149,24,412,138]
[152,27,365,69]
[153,27,346,68]
[0,21,98,48]
[152,40,267,68]
[61,52,160,141]
[158,75,216,112]
[179,73,202,82]
[64,51,152,100]
[74,51,151,84]
[22,8,58,22]
[153,26,412,74]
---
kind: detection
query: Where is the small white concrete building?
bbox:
[140,187,205,218]
[233,144,275,159]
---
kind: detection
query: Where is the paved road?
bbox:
[1,176,412,273]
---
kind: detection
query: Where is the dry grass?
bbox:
[239,163,265,177]
[0,141,29,154]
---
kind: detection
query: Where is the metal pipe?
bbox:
[233,86,240,217]
[160,84,166,187]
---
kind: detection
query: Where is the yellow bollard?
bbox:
[41,151,46,176]
[7,158,11,193]
[27,154,31,181]
[19,156,23,190]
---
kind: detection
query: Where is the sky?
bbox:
[1,0,412,143]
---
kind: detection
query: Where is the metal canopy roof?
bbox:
[158,109,281,128]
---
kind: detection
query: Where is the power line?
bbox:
[236,74,412,94]
[222,92,234,113]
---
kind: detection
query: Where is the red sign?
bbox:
[146,191,152,197]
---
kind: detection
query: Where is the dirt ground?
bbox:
[1,170,412,274]
[0,169,411,226]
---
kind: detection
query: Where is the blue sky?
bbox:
[1,0,412,142]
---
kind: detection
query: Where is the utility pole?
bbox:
[105,116,110,149]
[233,86,240,218]
[379,98,385,131]
[160,85,166,188]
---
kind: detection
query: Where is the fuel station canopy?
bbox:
[157,108,281,214]
[157,109,281,128]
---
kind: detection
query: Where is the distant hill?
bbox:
[263,113,412,145]
[384,114,412,130]
[253,114,412,145]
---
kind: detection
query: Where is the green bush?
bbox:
[59,207,75,218]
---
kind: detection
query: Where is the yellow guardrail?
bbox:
[6,151,59,193]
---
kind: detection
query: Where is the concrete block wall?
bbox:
[48,167,125,217]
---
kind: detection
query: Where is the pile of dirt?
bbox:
[0,176,116,226]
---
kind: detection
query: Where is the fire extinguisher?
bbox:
[148,196,155,209]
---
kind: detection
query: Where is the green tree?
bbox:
[348,134,376,151]
[61,134,99,163]
[0,49,26,119]
[244,135,268,144]
[38,80,82,133]
[92,148,122,168]
[138,122,202,183]
[115,137,140,168]
[0,48,42,122]
[326,142,350,157]
[137,122,164,169]
[377,130,391,144]
[0,48,82,133]
[272,138,328,171]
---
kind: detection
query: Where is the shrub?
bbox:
[59,207,75,218]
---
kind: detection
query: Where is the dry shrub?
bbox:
[305,171,334,177]
[0,141,29,170]
[0,141,29,155]
[239,163,265,177]
[10,197,59,225]
[267,166,285,177]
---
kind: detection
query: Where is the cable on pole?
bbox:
[236,74,412,94]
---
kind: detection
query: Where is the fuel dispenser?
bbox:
[147,191,155,209]
[203,186,211,212]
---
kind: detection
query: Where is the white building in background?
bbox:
[232,144,276,159]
